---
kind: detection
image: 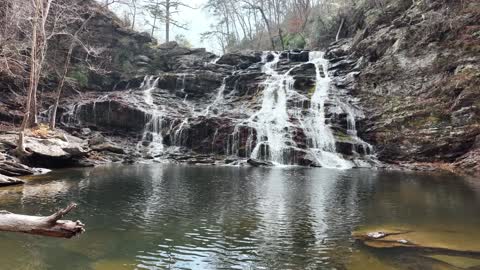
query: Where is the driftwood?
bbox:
[0,203,85,238]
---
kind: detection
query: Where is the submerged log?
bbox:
[0,203,85,238]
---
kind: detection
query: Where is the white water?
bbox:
[248,52,297,164]
[303,52,353,169]
[204,78,226,116]
[133,51,373,168]
[240,51,366,168]
[138,76,164,157]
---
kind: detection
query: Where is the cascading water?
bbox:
[248,52,298,165]
[91,49,376,168]
[138,76,165,157]
[203,78,226,116]
[302,52,354,169]
[235,51,372,168]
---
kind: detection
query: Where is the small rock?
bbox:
[367,232,386,239]
[81,128,92,136]
[88,133,106,146]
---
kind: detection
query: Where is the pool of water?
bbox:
[0,164,479,270]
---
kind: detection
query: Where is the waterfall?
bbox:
[237,51,370,168]
[138,76,165,157]
[204,78,226,116]
[303,52,354,169]
[103,50,376,168]
[248,52,297,164]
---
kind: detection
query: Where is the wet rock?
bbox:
[90,143,125,154]
[81,128,92,136]
[287,51,310,62]
[335,141,354,155]
[217,52,262,69]
[247,159,273,167]
[353,226,480,255]
[88,133,107,146]
[225,72,265,96]
[0,174,24,187]
[76,100,147,132]
[134,55,152,63]
[0,161,35,177]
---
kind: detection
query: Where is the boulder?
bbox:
[247,158,274,167]
[0,161,35,177]
[90,143,125,154]
[217,52,262,68]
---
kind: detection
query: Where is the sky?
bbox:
[109,0,219,53]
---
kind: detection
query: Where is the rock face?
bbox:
[60,49,376,169]
[0,174,23,187]
[0,0,477,173]
[324,0,480,173]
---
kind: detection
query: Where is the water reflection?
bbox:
[0,165,478,270]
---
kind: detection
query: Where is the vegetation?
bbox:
[201,0,391,52]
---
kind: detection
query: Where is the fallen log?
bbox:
[0,203,85,238]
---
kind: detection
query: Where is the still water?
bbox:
[0,164,479,270]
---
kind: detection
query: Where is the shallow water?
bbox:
[0,164,479,270]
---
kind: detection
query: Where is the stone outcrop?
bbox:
[0,174,23,187]
[0,0,478,174]
[324,0,480,173]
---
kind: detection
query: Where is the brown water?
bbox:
[0,164,479,270]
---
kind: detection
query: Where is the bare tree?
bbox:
[144,0,192,42]
[17,0,54,154]
[49,14,95,130]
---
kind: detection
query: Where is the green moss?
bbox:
[334,131,353,142]
[283,33,306,50]
[307,85,316,98]
[407,112,449,129]
[68,67,89,87]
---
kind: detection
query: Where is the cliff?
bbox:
[326,0,480,174]
[0,0,478,175]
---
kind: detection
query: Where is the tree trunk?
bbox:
[254,5,276,50]
[278,27,285,50]
[50,15,93,130]
[0,203,85,238]
[336,18,345,42]
[165,0,170,42]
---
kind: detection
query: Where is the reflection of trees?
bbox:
[1,165,479,270]
[360,171,480,227]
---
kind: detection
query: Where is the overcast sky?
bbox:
[171,0,216,49]
[110,0,219,53]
